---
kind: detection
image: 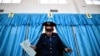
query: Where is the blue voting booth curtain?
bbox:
[0,25,25,56]
[55,25,78,56]
[73,25,100,56]
[0,14,100,56]
[51,14,100,56]
[0,14,47,56]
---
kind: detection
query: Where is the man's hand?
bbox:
[30,45,36,50]
[64,48,72,53]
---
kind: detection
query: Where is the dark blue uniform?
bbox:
[36,33,66,56]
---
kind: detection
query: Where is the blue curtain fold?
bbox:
[0,25,26,56]
[56,25,78,56]
[0,14,100,26]
[0,14,48,26]
[51,14,100,25]
[21,25,43,56]
[0,14,100,56]
[74,25,100,56]
[28,25,43,45]
[0,14,47,56]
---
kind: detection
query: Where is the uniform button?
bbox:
[50,44,52,46]
[50,51,52,53]
[50,48,52,50]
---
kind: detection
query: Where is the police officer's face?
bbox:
[45,26,54,36]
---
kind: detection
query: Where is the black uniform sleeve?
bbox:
[55,33,67,55]
[35,33,44,56]
[36,34,43,49]
[55,33,66,49]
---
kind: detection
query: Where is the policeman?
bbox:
[31,22,72,56]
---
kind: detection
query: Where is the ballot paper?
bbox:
[20,39,36,56]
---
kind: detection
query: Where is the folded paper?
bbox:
[20,39,36,56]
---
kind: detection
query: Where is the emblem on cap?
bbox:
[47,22,50,25]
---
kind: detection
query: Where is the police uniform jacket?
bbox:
[35,33,66,56]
